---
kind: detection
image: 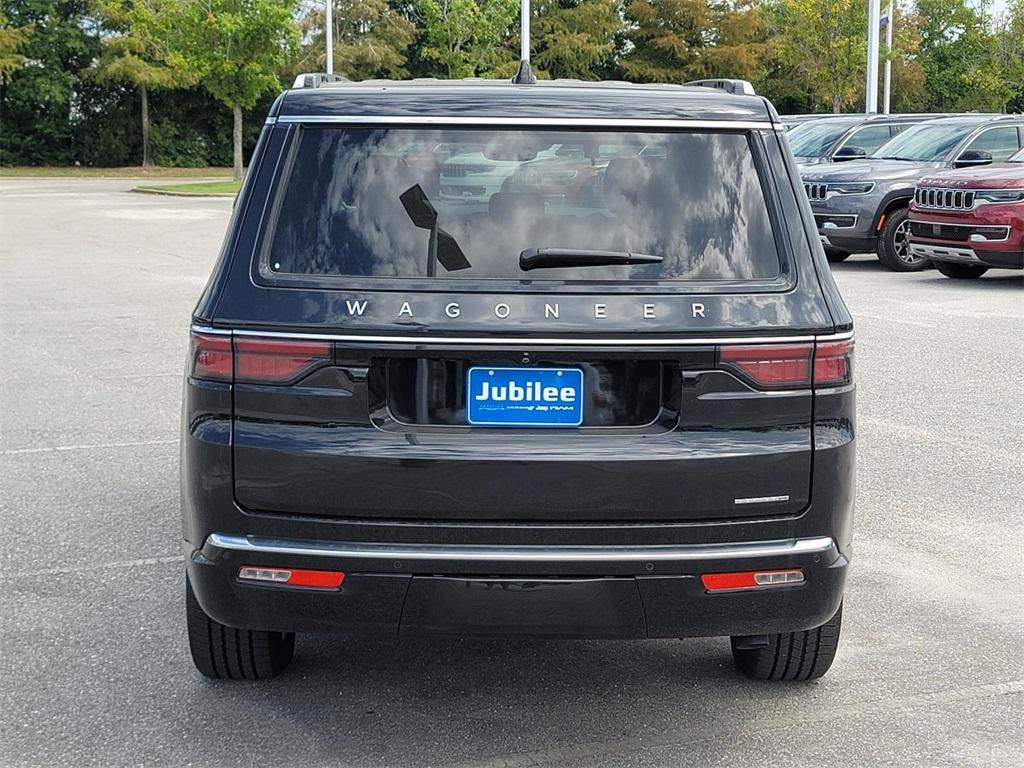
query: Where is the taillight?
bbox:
[190,333,232,381]
[813,339,854,386]
[720,343,813,388]
[234,337,332,384]
[189,332,332,384]
[701,569,805,592]
[238,566,345,589]
[720,338,853,390]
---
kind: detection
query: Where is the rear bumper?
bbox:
[188,533,848,639]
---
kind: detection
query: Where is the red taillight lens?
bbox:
[814,339,854,387]
[720,343,813,388]
[234,338,332,384]
[701,569,804,591]
[189,333,333,384]
[720,338,854,390]
[190,333,232,381]
[238,566,345,589]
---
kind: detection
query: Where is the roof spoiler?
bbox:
[684,79,756,96]
[291,72,347,89]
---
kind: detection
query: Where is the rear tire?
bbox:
[731,604,842,681]
[934,260,989,279]
[825,249,851,263]
[186,577,295,680]
[877,208,927,271]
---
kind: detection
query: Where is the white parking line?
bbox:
[5,555,184,578]
[1,438,177,456]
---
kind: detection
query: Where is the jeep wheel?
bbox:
[934,260,989,279]
[186,578,295,680]
[877,209,926,271]
[731,604,842,681]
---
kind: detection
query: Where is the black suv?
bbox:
[182,76,855,682]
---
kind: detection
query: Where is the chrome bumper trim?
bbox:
[191,324,854,347]
[908,244,982,264]
[205,533,837,563]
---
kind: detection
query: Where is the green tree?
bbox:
[296,0,415,79]
[915,0,1008,111]
[0,10,33,81]
[686,0,772,82]
[766,0,867,112]
[621,0,769,84]
[0,0,98,166]
[416,0,519,77]
[621,0,710,83]
[163,0,299,180]
[93,1,194,167]
[992,0,1024,112]
[529,0,623,80]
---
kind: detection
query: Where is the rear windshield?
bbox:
[263,127,782,283]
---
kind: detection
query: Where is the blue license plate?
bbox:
[466,367,584,427]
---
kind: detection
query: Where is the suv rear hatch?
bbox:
[216,123,842,523]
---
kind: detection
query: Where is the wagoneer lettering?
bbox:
[183,76,855,683]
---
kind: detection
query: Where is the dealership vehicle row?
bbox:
[785,112,1024,277]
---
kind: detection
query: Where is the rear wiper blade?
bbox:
[519,248,663,271]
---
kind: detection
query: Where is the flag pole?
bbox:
[883,1,894,114]
[325,0,334,75]
[865,0,880,113]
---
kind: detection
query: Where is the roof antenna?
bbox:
[512,0,536,84]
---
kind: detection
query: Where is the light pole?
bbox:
[882,1,894,114]
[865,0,880,113]
[325,0,333,75]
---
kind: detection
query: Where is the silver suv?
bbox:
[800,115,1024,271]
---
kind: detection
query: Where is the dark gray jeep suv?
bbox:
[182,76,855,682]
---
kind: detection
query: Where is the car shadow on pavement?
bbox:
[177,633,824,767]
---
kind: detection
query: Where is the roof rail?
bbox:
[684,78,756,96]
[292,72,346,89]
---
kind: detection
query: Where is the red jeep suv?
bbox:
[908,147,1024,278]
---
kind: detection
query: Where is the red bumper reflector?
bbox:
[238,566,345,589]
[701,569,805,591]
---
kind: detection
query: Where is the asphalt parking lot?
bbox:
[1,178,1022,768]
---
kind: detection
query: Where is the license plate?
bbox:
[466,367,584,427]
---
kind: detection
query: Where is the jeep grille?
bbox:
[914,187,976,211]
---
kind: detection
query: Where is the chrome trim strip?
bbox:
[274,115,779,131]
[191,324,852,347]
[734,495,791,505]
[908,244,982,264]
[191,325,231,336]
[820,215,858,230]
[265,117,277,125]
[206,533,836,563]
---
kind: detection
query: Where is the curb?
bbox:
[130,186,237,198]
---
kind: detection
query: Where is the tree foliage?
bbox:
[163,0,298,110]
[0,10,33,81]
[4,0,1024,168]
[530,0,622,79]
[160,0,298,178]
[914,0,1011,111]
[768,0,867,112]
[297,0,416,79]
[416,0,519,77]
